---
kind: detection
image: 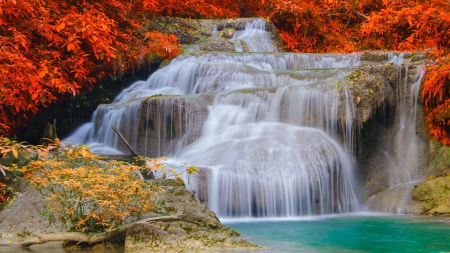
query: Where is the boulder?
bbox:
[125,179,261,252]
[0,182,64,238]
[412,176,450,215]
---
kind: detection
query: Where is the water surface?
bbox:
[224,213,450,253]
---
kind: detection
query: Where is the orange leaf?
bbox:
[56,22,66,32]
[67,44,75,51]
[31,93,38,100]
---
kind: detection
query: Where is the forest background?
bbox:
[0,0,449,143]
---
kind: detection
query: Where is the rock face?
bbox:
[353,56,431,202]
[125,179,260,252]
[412,176,450,215]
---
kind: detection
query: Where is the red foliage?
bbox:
[1,0,450,144]
[0,0,182,136]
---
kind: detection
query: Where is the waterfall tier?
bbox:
[65,18,427,218]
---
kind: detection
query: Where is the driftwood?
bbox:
[0,215,181,248]
[111,125,155,179]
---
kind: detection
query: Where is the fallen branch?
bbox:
[111,125,140,157]
[111,125,155,179]
[0,215,180,248]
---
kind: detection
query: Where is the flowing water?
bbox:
[65,18,426,217]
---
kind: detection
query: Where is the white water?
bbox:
[231,19,277,52]
[65,19,425,218]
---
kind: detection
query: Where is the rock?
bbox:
[366,182,424,214]
[125,179,261,252]
[220,28,235,39]
[144,52,163,66]
[341,65,396,128]
[158,59,170,69]
[425,141,450,177]
[134,96,208,158]
[361,52,389,62]
[412,176,450,215]
[0,182,64,238]
[199,40,235,51]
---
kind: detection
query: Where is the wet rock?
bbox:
[366,182,424,214]
[134,96,208,157]
[353,60,430,205]
[412,176,450,215]
[341,65,396,128]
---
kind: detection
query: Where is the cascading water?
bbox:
[365,55,427,214]
[65,18,426,218]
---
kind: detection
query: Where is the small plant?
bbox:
[17,228,32,238]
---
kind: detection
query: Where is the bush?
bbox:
[20,144,161,233]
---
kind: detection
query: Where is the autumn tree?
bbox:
[0,0,181,136]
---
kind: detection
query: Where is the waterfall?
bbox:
[364,54,427,214]
[64,18,427,218]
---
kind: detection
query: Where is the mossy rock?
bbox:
[412,176,450,215]
[144,52,163,66]
[426,141,450,177]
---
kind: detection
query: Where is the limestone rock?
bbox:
[412,176,450,215]
[125,179,261,252]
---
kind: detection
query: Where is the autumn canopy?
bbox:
[1,0,449,144]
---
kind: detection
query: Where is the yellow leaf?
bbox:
[81,147,87,157]
[186,166,200,174]
[67,153,74,163]
[11,148,18,158]
[366,181,371,185]
[369,88,373,94]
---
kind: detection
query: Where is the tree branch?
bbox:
[0,215,180,248]
[111,125,140,157]
[111,125,155,179]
